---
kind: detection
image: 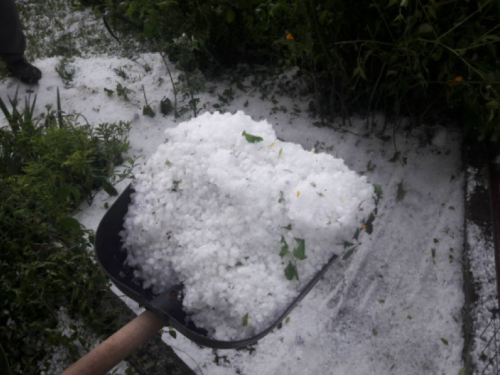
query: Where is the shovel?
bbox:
[63,184,338,374]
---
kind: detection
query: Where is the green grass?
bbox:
[0,72,134,375]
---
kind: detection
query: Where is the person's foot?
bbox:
[6,58,42,84]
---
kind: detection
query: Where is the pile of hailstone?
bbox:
[121,111,375,340]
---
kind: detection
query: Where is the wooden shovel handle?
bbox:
[62,310,164,375]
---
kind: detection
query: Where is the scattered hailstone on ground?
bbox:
[121,111,375,340]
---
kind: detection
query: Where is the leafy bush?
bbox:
[101,0,283,69]
[276,0,500,141]
[0,91,132,374]
[93,0,500,141]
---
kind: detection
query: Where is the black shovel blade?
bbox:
[95,184,338,349]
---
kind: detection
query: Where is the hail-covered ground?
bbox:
[2,0,494,374]
[1,52,465,374]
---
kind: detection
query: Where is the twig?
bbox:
[141,85,150,107]
[168,343,204,375]
[367,64,386,130]
[159,52,178,117]
[437,41,484,79]
[371,0,395,42]
[437,0,493,42]
[333,40,394,47]
[306,0,335,67]
[392,118,405,167]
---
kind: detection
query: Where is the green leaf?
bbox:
[284,262,298,280]
[342,247,356,260]
[58,216,81,231]
[0,96,12,121]
[171,180,182,192]
[373,184,384,206]
[226,9,235,23]
[426,4,437,20]
[353,228,361,241]
[242,313,249,326]
[56,186,72,203]
[431,48,443,61]
[440,338,449,345]
[372,328,378,336]
[104,88,114,97]
[285,317,291,324]
[56,87,64,129]
[242,131,263,143]
[160,97,173,115]
[235,261,243,267]
[143,12,159,39]
[389,151,400,162]
[343,241,354,248]
[283,224,292,230]
[353,65,367,80]
[293,238,307,260]
[169,330,177,339]
[310,182,316,188]
[278,191,284,203]
[143,105,155,118]
[102,179,118,196]
[417,23,433,34]
[158,1,177,11]
[396,181,406,202]
[365,213,376,234]
[486,101,500,109]
[457,368,465,375]
[278,148,283,157]
[279,236,290,257]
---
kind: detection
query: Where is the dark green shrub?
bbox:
[276,0,500,140]
[0,91,132,373]
[96,0,500,141]
[101,0,286,71]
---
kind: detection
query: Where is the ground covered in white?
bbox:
[0,1,478,374]
[1,51,465,374]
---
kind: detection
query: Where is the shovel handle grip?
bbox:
[62,310,164,375]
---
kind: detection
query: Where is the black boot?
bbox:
[6,58,41,84]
